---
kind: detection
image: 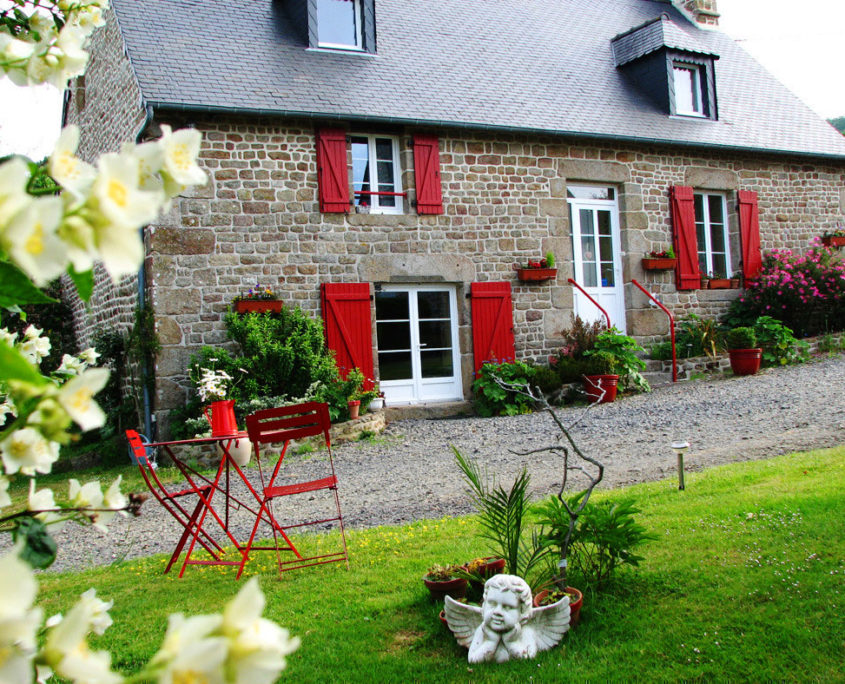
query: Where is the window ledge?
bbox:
[669,114,716,122]
[307,47,376,58]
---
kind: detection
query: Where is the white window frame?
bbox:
[316,0,363,50]
[350,134,404,215]
[673,62,705,117]
[694,192,731,278]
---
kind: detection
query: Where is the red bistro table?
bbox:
[145,432,279,578]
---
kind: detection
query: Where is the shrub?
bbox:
[552,315,607,362]
[472,360,537,416]
[585,327,650,392]
[725,240,845,336]
[531,364,563,395]
[753,316,809,366]
[725,326,757,350]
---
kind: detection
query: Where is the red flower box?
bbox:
[516,268,557,282]
[707,278,731,289]
[821,235,845,247]
[641,258,677,270]
[234,300,284,314]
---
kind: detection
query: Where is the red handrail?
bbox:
[631,279,677,383]
[567,278,611,329]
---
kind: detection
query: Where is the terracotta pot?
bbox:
[347,400,361,420]
[234,299,283,314]
[423,576,467,602]
[821,235,845,247]
[708,278,731,289]
[641,257,677,270]
[728,348,762,376]
[729,278,741,288]
[466,557,507,592]
[204,400,238,437]
[516,267,557,282]
[533,587,583,628]
[582,374,619,403]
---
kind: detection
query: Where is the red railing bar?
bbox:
[352,190,408,197]
[631,279,677,383]
[567,278,611,329]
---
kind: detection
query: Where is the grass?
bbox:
[29,446,845,682]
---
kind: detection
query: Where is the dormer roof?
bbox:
[612,14,719,66]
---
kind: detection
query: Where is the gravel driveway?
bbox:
[40,354,845,573]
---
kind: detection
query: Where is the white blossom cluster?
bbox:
[1,122,206,286]
[0,0,108,88]
[0,551,300,683]
[196,367,234,403]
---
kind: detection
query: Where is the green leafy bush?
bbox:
[531,364,563,395]
[472,360,537,416]
[753,316,809,366]
[725,326,757,350]
[585,327,650,392]
[649,313,722,361]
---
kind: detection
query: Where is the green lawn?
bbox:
[37,447,844,682]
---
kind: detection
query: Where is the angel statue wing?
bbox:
[527,594,571,652]
[443,596,483,648]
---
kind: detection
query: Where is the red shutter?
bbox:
[413,134,444,215]
[320,283,374,389]
[470,282,516,373]
[738,190,763,280]
[670,185,701,290]
[316,128,349,213]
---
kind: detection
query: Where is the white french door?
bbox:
[375,285,462,404]
[567,186,626,331]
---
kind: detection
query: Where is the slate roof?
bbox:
[612,13,719,66]
[111,0,845,160]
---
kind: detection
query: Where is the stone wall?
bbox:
[143,115,845,429]
[63,5,147,349]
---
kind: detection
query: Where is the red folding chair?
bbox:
[126,430,225,573]
[237,401,348,578]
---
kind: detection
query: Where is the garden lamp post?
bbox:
[671,440,690,491]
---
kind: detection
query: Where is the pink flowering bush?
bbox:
[725,238,845,336]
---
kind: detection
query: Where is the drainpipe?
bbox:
[138,103,155,439]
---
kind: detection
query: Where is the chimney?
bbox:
[682,0,720,26]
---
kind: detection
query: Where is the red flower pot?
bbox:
[821,235,845,247]
[516,268,558,282]
[347,400,361,420]
[533,587,583,628]
[582,374,619,403]
[708,278,731,289]
[641,258,677,270]
[234,300,283,314]
[728,348,762,376]
[423,577,468,602]
[203,400,238,437]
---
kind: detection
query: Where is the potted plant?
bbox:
[192,365,246,437]
[821,228,845,248]
[641,246,676,270]
[725,326,763,376]
[233,284,283,314]
[579,351,619,404]
[729,271,743,289]
[461,556,507,595]
[707,273,731,289]
[516,252,558,282]
[580,326,650,402]
[423,564,468,601]
[347,398,361,420]
[699,273,710,289]
[368,390,385,411]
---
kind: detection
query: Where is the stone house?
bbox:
[67,0,845,432]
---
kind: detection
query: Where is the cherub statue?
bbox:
[444,574,570,663]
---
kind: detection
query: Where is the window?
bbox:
[694,192,730,278]
[316,0,362,49]
[350,135,403,214]
[673,63,704,116]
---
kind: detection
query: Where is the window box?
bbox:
[516,268,557,282]
[707,278,731,290]
[821,235,845,248]
[641,257,677,270]
[234,300,284,314]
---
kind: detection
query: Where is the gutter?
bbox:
[147,100,845,164]
[137,102,155,440]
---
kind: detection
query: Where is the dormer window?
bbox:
[673,62,704,116]
[316,0,363,50]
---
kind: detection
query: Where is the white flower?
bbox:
[42,589,121,684]
[57,211,97,274]
[221,578,300,684]
[2,195,68,286]
[152,614,227,684]
[0,476,10,509]
[91,152,161,228]
[159,125,207,189]
[78,348,101,365]
[0,328,19,347]
[58,368,109,431]
[57,354,85,376]
[0,427,61,475]
[28,480,65,529]
[0,397,17,423]
[96,476,126,531]
[23,325,43,340]
[67,479,104,510]
[121,140,164,193]
[49,127,97,200]
[0,548,44,684]
[0,157,32,227]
